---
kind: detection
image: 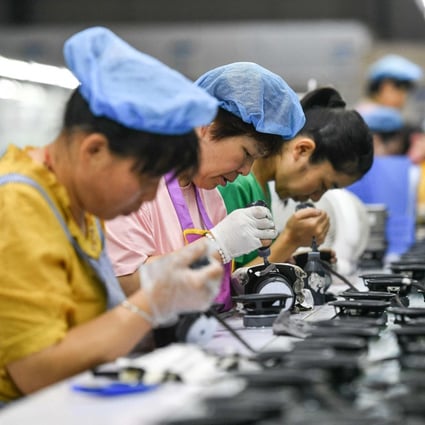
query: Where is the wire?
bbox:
[393,294,407,308]
[318,259,359,292]
[207,307,258,354]
[411,280,425,293]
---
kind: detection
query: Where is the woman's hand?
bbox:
[284,208,330,247]
[139,239,223,326]
[210,206,277,262]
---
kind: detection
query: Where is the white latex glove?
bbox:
[210,206,277,263]
[139,239,223,327]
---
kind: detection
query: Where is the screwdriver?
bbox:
[246,200,271,266]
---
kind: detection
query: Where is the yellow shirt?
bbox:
[417,161,425,221]
[0,145,107,402]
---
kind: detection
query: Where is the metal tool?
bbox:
[246,200,272,266]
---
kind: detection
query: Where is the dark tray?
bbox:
[340,290,396,301]
[329,299,391,317]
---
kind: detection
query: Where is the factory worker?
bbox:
[358,106,425,247]
[359,106,408,156]
[106,62,305,310]
[348,105,419,261]
[0,26,224,403]
[218,87,374,269]
[357,54,423,112]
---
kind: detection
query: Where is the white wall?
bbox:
[0,21,373,148]
[0,21,372,100]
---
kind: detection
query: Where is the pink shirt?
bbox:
[105,177,227,276]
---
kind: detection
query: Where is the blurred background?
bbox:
[0,0,425,148]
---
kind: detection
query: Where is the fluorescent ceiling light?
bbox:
[415,0,425,19]
[0,56,78,89]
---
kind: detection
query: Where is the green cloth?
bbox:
[218,172,271,268]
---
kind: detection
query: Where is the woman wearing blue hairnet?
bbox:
[106,62,306,311]
[219,87,374,269]
[0,27,224,402]
[359,106,407,156]
[356,54,423,113]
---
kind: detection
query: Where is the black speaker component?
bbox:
[387,306,425,324]
[153,311,218,348]
[340,290,396,302]
[389,261,425,281]
[236,367,326,389]
[284,352,362,387]
[393,326,425,351]
[399,370,425,389]
[241,262,306,312]
[308,324,381,340]
[293,336,368,354]
[315,316,388,328]
[358,273,404,281]
[399,354,425,371]
[363,278,412,298]
[233,293,291,327]
[329,299,391,318]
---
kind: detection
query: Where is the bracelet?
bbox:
[120,299,153,324]
[205,231,230,264]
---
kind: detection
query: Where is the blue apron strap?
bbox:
[0,173,125,309]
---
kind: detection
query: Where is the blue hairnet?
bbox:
[63,27,218,134]
[195,62,305,139]
[360,106,403,133]
[368,54,423,83]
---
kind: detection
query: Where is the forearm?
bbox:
[119,272,140,296]
[118,254,163,296]
[7,290,152,395]
[267,230,298,263]
[118,236,223,296]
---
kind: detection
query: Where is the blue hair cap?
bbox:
[360,106,404,133]
[368,54,423,83]
[195,62,305,139]
[63,27,218,134]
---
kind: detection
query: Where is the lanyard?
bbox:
[165,172,213,231]
[165,172,233,311]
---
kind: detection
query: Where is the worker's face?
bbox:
[376,80,410,109]
[273,138,358,202]
[76,135,160,220]
[192,126,264,189]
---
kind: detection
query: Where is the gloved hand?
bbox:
[210,206,277,263]
[139,239,223,326]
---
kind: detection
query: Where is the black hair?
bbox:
[398,123,421,154]
[63,89,199,178]
[367,78,415,96]
[376,130,407,153]
[208,108,283,157]
[299,87,374,178]
[300,87,346,109]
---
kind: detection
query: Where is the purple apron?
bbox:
[165,173,232,311]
